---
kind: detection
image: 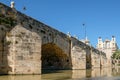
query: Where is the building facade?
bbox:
[96,36,118,60]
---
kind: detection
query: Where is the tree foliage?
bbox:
[112,50,120,59]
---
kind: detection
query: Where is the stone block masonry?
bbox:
[0,2,108,74]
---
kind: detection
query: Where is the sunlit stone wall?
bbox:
[71,38,86,69]
[0,2,71,74]
[0,2,107,74]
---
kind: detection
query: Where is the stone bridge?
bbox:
[0,3,108,74]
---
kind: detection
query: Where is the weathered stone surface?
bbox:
[0,2,108,74]
[71,38,86,69]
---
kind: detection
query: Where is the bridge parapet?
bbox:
[0,2,108,74]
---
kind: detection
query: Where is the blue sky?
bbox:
[1,0,120,47]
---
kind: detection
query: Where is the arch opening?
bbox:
[41,43,70,70]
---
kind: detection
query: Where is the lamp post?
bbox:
[83,23,86,40]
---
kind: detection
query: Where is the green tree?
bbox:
[112,50,120,59]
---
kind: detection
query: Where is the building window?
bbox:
[113,43,115,46]
[107,42,110,48]
[99,44,101,48]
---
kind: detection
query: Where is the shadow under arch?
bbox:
[42,43,70,73]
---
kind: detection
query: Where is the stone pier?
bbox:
[0,2,108,74]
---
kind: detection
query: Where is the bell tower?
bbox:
[97,37,103,49]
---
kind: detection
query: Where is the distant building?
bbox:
[96,36,118,59]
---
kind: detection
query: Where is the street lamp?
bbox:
[82,23,86,40]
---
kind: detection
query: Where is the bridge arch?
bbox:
[41,43,70,70]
